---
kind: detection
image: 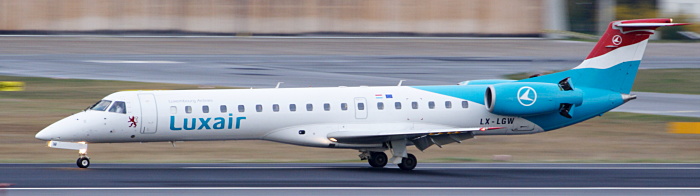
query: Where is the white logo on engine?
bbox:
[612,35,622,45]
[517,86,537,106]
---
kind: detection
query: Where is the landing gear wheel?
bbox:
[368,152,388,168]
[398,153,417,171]
[77,157,90,168]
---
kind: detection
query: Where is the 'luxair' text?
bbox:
[170,113,246,130]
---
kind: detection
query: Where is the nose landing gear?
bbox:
[77,156,90,168]
[47,141,91,168]
[77,149,90,168]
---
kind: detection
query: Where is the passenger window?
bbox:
[395,102,402,109]
[445,101,452,109]
[185,106,192,114]
[412,101,418,109]
[290,104,297,112]
[377,102,384,110]
[108,101,127,114]
[256,104,263,112]
[357,103,365,110]
[238,105,245,112]
[89,100,112,111]
[324,103,330,111]
[273,104,280,112]
[428,101,435,109]
[306,103,313,111]
[341,103,348,111]
[170,106,177,114]
[202,105,209,113]
[220,105,227,113]
[462,101,469,108]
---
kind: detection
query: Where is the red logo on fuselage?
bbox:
[128,116,138,127]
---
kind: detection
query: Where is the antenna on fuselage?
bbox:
[276,82,284,88]
[397,80,406,86]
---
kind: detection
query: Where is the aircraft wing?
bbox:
[327,127,504,151]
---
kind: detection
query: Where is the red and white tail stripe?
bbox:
[575,18,688,70]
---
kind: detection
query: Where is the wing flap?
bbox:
[327,127,504,150]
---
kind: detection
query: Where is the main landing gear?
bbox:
[360,139,418,171]
[397,154,417,170]
[361,151,417,170]
[367,151,388,168]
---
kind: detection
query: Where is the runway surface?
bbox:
[1,163,700,195]
[615,92,700,117]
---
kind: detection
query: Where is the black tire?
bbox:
[368,152,388,168]
[398,153,417,171]
[77,157,90,168]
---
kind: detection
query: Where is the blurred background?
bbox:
[0,0,698,39]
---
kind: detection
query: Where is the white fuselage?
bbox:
[37,85,542,149]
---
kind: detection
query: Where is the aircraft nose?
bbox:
[35,129,52,141]
[36,122,63,141]
[36,113,84,141]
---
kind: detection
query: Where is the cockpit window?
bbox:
[108,101,127,114]
[89,100,112,111]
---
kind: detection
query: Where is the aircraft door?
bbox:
[354,97,368,119]
[138,93,158,134]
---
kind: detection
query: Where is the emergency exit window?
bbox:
[357,102,365,110]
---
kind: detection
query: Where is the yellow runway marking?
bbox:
[669,122,700,134]
[0,81,24,91]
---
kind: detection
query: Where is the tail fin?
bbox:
[524,18,688,94]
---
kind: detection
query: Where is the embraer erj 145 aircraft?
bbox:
[36,19,687,170]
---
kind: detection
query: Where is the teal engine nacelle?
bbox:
[484,79,583,118]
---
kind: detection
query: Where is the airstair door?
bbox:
[138,94,158,134]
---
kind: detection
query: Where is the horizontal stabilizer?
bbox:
[615,23,689,28]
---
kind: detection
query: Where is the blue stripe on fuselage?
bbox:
[520,60,641,94]
[411,85,487,105]
[411,61,637,131]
